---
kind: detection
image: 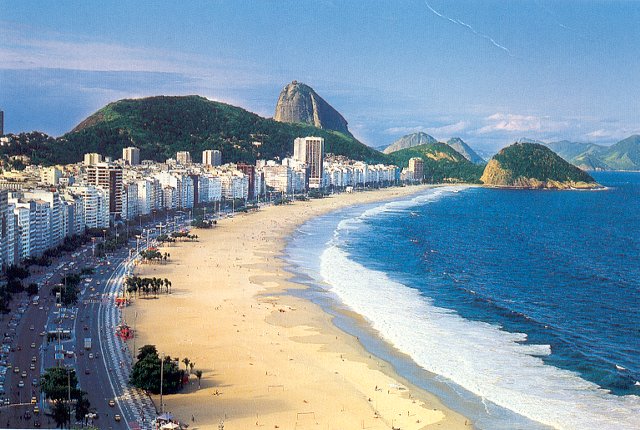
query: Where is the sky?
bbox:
[1,0,640,153]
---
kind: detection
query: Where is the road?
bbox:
[0,216,190,429]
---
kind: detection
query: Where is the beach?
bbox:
[124,185,471,430]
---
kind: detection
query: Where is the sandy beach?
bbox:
[124,185,471,430]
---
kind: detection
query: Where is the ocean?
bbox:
[284,171,640,430]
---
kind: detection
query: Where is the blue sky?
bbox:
[1,0,639,152]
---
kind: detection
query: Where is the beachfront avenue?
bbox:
[0,216,176,429]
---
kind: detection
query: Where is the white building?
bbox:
[202,149,222,167]
[176,151,192,165]
[41,166,62,186]
[123,147,141,166]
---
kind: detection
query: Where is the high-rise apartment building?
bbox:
[408,157,424,182]
[176,151,192,165]
[236,163,255,200]
[123,147,141,166]
[293,136,324,189]
[83,153,103,166]
[202,149,222,166]
[0,110,4,136]
[85,163,123,216]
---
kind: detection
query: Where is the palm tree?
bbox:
[189,362,195,374]
[182,357,190,373]
[194,370,203,389]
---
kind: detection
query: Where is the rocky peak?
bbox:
[274,81,351,136]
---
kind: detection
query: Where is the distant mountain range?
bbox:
[481,142,599,189]
[535,136,640,171]
[383,132,438,154]
[383,132,485,164]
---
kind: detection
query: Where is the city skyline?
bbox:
[1,1,639,152]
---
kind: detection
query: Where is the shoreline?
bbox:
[124,185,472,429]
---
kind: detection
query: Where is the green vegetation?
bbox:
[5,96,388,166]
[51,272,84,306]
[40,367,92,428]
[545,135,640,171]
[390,142,485,183]
[125,275,172,297]
[139,249,170,264]
[130,345,185,394]
[491,143,595,183]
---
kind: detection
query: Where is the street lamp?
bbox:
[160,352,164,414]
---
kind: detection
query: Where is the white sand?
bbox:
[125,186,471,429]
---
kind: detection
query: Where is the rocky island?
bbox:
[480,142,601,189]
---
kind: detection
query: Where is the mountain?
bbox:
[446,137,485,164]
[545,140,606,162]
[543,136,640,171]
[389,142,484,183]
[383,132,438,154]
[4,95,387,166]
[600,135,640,170]
[273,81,351,136]
[480,142,599,189]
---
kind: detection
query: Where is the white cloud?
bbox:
[383,120,470,137]
[430,120,470,136]
[476,113,568,134]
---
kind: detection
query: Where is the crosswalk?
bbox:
[99,260,157,430]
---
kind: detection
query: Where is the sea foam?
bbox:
[316,187,640,430]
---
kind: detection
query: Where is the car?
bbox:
[84,368,90,375]
[21,370,27,378]
[23,411,31,420]
[31,342,36,348]
[31,356,37,362]
[33,420,41,427]
[30,363,36,370]
[18,380,24,388]
[114,414,121,422]
[32,378,38,386]
[31,396,36,404]
[3,398,9,405]
[33,405,40,414]
[29,325,34,331]
[108,399,115,407]
[88,353,94,359]
[39,331,46,337]
[13,367,19,373]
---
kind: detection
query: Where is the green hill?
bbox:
[389,142,484,183]
[544,136,640,171]
[21,95,388,166]
[601,135,640,170]
[481,142,599,189]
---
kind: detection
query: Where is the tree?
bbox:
[74,391,92,422]
[137,344,158,361]
[182,357,190,373]
[130,345,185,394]
[194,370,203,389]
[41,368,78,401]
[27,282,39,296]
[48,399,70,429]
[189,362,195,374]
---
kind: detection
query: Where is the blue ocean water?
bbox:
[285,172,640,430]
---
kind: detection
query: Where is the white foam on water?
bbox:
[317,188,640,430]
